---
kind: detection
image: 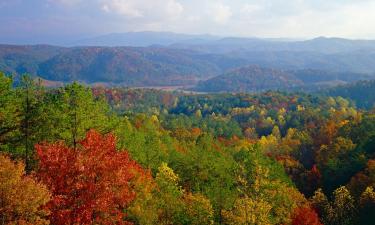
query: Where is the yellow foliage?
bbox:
[156,162,180,185]
[360,186,375,206]
[222,196,272,225]
[184,193,214,225]
[0,154,51,224]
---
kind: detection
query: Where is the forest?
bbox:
[1,71,375,225]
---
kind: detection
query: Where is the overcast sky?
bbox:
[1,0,375,44]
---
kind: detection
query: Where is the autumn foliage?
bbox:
[36,130,144,225]
[0,154,50,224]
[291,205,322,225]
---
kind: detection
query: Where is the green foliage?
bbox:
[41,82,114,147]
[0,73,19,153]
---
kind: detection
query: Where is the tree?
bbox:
[331,186,356,225]
[312,186,357,225]
[183,193,214,225]
[291,205,322,225]
[359,186,375,225]
[317,137,360,193]
[43,83,113,148]
[127,171,159,225]
[222,196,272,225]
[310,188,333,225]
[36,130,144,225]
[233,147,306,225]
[18,75,45,171]
[0,154,50,224]
[0,73,19,153]
[155,163,186,225]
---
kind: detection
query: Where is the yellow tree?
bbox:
[359,187,375,225]
[331,186,356,225]
[0,154,50,224]
[222,196,271,225]
[310,188,333,225]
[183,193,214,225]
[155,163,185,225]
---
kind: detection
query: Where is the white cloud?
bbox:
[100,0,183,19]
[101,0,143,18]
[211,3,232,24]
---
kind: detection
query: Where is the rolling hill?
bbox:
[0,45,224,86]
[193,66,303,92]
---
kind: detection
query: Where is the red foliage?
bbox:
[36,130,144,225]
[291,206,322,225]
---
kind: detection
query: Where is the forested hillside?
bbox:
[0,45,223,86]
[193,65,303,92]
[1,72,374,224]
[326,80,375,109]
[194,66,373,93]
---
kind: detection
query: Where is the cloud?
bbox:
[210,3,232,24]
[101,0,143,17]
[100,0,184,19]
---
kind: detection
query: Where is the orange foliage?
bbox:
[36,130,145,225]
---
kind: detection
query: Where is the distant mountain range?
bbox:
[72,32,375,54]
[2,31,375,90]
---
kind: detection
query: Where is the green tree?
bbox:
[43,82,114,147]
[0,73,19,153]
[155,163,186,225]
[17,75,45,171]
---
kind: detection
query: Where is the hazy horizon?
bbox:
[1,30,375,47]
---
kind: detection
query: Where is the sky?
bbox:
[1,0,375,44]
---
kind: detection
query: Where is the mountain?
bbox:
[37,47,222,86]
[0,45,226,86]
[193,66,375,93]
[193,66,303,92]
[0,45,66,75]
[72,31,220,47]
[71,32,375,54]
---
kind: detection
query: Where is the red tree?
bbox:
[292,205,323,225]
[36,130,144,225]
